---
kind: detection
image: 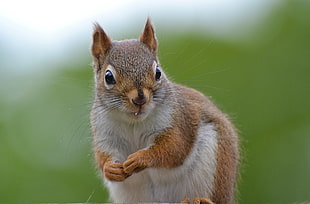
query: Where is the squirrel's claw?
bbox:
[104,161,131,182]
[123,150,149,174]
[182,197,214,204]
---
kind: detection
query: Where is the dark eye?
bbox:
[105,70,116,85]
[155,67,161,81]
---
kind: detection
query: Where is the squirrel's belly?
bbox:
[107,122,218,203]
[106,170,153,202]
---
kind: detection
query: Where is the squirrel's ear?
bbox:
[92,23,112,60]
[140,18,158,54]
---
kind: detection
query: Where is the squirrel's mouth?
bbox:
[126,102,154,120]
[131,108,143,117]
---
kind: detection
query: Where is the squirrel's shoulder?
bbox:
[170,83,230,125]
[171,83,212,107]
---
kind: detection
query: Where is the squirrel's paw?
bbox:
[123,150,149,175]
[103,161,131,182]
[182,197,214,204]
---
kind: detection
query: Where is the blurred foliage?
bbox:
[0,1,310,203]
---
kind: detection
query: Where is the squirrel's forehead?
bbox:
[107,41,156,70]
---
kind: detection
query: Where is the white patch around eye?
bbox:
[153,61,162,83]
[152,61,157,73]
[104,65,117,89]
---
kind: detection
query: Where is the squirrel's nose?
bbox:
[132,95,147,106]
[128,88,150,107]
[132,89,147,106]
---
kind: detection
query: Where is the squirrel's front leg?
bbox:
[123,149,151,174]
[123,128,191,175]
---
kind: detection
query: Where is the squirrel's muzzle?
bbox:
[128,88,150,107]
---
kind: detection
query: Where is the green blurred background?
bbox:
[0,0,309,203]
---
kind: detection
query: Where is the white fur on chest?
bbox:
[93,104,173,162]
[104,122,218,203]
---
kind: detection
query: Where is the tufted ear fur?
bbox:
[140,18,158,54]
[92,23,112,60]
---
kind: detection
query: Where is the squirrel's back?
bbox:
[165,83,239,203]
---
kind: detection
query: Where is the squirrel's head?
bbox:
[91,18,169,122]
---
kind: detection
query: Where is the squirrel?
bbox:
[90,18,239,204]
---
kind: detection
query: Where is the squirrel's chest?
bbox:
[95,118,159,159]
[121,124,155,152]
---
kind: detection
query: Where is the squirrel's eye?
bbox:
[105,70,116,85]
[155,67,161,81]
